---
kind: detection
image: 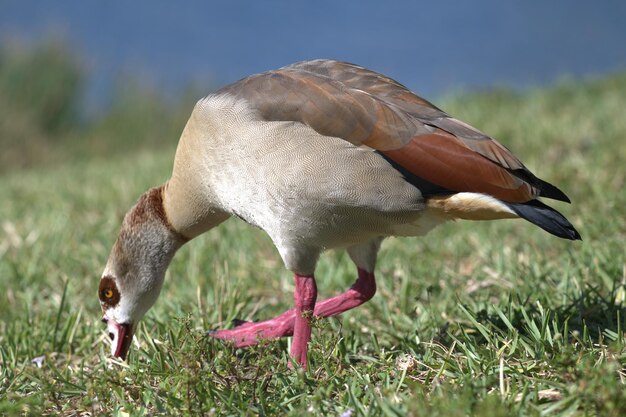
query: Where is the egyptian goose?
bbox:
[99,59,580,367]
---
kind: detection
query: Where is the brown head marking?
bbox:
[129,186,190,243]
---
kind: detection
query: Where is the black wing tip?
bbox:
[556,222,582,241]
[505,199,581,241]
[509,169,572,203]
[537,180,571,204]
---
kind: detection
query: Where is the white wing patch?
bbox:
[426,192,518,221]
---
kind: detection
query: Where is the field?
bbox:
[1,46,626,416]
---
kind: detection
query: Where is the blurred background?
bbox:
[0,0,625,171]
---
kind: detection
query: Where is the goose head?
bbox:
[98,186,186,359]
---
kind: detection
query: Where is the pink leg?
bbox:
[210,268,376,348]
[314,268,376,317]
[290,274,317,367]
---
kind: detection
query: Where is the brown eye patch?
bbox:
[98,276,120,308]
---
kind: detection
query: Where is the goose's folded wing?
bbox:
[217,59,569,203]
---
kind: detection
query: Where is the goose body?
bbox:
[99,60,580,366]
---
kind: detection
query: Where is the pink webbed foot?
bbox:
[208,309,295,347]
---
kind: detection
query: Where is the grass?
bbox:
[1,72,625,416]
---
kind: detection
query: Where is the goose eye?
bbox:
[99,276,120,306]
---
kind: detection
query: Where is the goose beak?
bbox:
[103,316,134,360]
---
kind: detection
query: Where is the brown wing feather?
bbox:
[216,59,550,203]
[284,60,529,171]
[381,129,535,202]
